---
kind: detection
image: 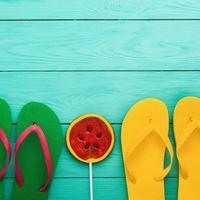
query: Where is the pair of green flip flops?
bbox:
[0,99,62,200]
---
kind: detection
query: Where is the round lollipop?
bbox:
[66,114,115,200]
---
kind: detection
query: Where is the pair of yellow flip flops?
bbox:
[122,97,200,200]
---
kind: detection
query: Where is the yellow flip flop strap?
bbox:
[125,122,173,183]
[176,119,200,179]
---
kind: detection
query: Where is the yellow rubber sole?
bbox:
[174,96,200,200]
[121,98,170,200]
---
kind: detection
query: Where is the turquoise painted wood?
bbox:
[0,21,200,71]
[4,177,178,200]
[0,0,200,19]
[0,72,199,123]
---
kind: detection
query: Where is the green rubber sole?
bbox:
[11,102,62,200]
[0,99,12,200]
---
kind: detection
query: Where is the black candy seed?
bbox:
[93,143,99,149]
[78,134,84,141]
[86,126,93,133]
[85,143,90,150]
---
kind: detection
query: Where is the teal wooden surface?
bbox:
[0,21,200,71]
[0,0,199,199]
[0,72,199,123]
[0,0,200,19]
[4,177,177,200]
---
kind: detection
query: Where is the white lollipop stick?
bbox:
[89,162,93,200]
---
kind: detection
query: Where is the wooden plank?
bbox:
[6,125,178,178]
[0,21,200,71]
[0,0,200,19]
[0,71,200,123]
[4,177,178,200]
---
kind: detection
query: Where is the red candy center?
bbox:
[69,117,112,161]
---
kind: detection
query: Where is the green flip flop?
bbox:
[11,102,62,200]
[0,99,12,200]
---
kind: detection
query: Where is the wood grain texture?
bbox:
[0,71,199,123]
[4,177,177,200]
[5,125,178,179]
[0,0,200,19]
[1,21,200,71]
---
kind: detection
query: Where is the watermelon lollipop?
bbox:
[66,114,115,200]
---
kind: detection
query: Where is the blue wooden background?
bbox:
[1,0,200,199]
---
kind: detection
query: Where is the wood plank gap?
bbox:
[1,19,200,22]
[1,70,200,73]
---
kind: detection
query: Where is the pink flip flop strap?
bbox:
[14,124,52,192]
[0,128,12,178]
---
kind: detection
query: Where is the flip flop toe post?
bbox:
[11,102,62,200]
[121,98,173,200]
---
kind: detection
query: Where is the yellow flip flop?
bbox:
[174,96,200,200]
[121,98,173,200]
